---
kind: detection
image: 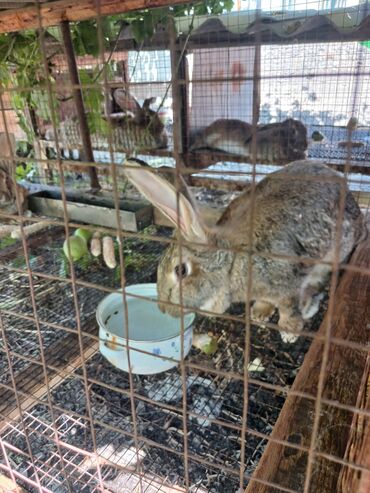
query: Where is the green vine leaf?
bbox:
[73,20,101,57]
[46,26,63,45]
[78,68,109,137]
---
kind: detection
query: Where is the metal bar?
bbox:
[238,5,262,488]
[252,44,261,127]
[169,14,190,492]
[94,1,145,490]
[35,4,106,490]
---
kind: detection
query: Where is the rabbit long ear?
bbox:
[124,160,208,244]
[113,89,141,113]
[142,97,156,110]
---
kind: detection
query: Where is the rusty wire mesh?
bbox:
[0,1,369,493]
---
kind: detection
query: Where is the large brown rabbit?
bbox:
[190,118,307,163]
[50,89,168,153]
[124,159,366,343]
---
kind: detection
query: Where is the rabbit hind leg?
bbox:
[278,300,305,344]
[299,253,334,320]
[299,231,359,320]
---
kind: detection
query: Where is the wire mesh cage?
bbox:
[0,1,369,493]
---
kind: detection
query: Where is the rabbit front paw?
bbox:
[278,310,304,344]
[280,331,299,344]
[251,300,276,323]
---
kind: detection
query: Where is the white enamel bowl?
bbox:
[96,283,195,375]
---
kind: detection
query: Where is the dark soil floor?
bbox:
[0,212,337,493]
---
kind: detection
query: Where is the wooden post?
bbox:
[252,44,261,127]
[60,20,100,191]
[245,239,370,493]
[0,0,194,35]
[338,354,370,493]
[0,474,26,493]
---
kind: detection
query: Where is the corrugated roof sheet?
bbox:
[117,5,370,49]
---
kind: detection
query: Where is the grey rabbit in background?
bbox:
[48,89,168,153]
[124,159,366,342]
[190,118,308,164]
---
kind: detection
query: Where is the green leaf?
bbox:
[74,20,100,57]
[131,19,148,44]
[11,255,27,269]
[79,69,104,110]
[12,107,34,142]
[16,162,35,181]
[72,29,86,57]
[87,112,108,136]
[47,26,63,44]
[11,92,25,110]
[0,235,17,250]
[30,90,59,121]
[143,15,155,40]
[223,0,234,12]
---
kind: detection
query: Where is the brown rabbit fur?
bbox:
[124,159,366,342]
[54,89,167,153]
[190,118,307,164]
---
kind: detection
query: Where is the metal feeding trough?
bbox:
[27,186,153,232]
[96,283,195,375]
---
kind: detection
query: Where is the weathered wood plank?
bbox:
[244,239,370,493]
[338,354,370,493]
[0,0,189,34]
[0,474,26,493]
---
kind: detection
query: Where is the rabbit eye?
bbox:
[175,263,189,279]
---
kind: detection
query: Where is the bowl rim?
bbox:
[96,283,195,343]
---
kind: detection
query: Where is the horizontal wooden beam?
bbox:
[0,0,188,34]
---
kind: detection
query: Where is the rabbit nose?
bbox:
[158,301,181,318]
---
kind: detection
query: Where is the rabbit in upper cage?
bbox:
[111,89,168,150]
[47,89,168,153]
[190,118,308,163]
[124,158,367,343]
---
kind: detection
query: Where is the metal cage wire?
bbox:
[0,1,369,492]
